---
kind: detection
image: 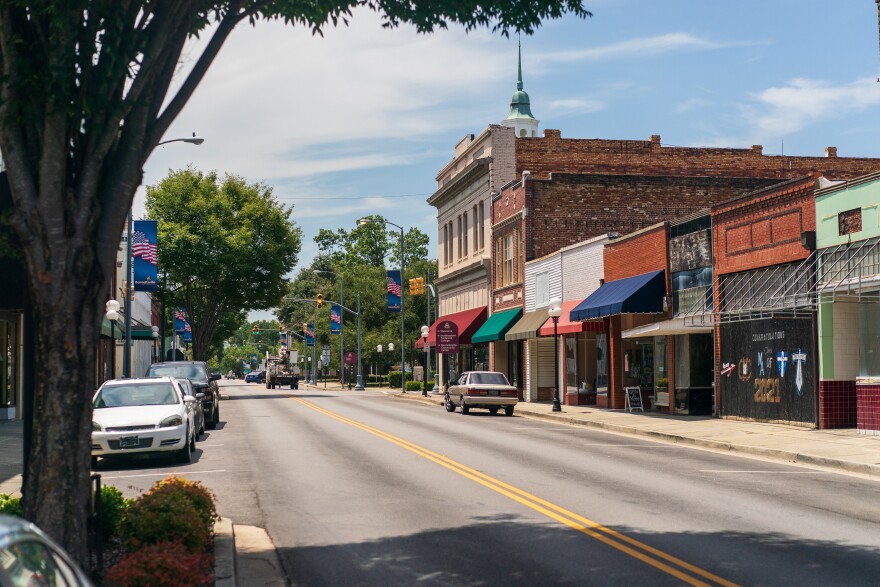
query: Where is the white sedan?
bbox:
[91,377,198,467]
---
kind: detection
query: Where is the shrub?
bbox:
[148,476,218,531]
[404,381,424,391]
[100,485,131,543]
[0,494,21,517]
[387,371,413,388]
[120,490,208,552]
[105,540,213,587]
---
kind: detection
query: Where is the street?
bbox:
[101,381,880,586]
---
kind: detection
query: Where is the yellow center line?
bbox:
[287,395,738,587]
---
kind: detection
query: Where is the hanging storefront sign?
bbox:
[719,318,816,425]
[386,270,401,313]
[330,304,342,334]
[436,321,459,354]
[132,220,159,292]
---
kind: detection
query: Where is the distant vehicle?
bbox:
[91,377,199,466]
[245,370,265,384]
[145,361,221,429]
[266,351,297,389]
[445,371,518,416]
[0,514,94,586]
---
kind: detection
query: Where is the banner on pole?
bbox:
[386,270,401,313]
[132,220,159,292]
[306,323,315,347]
[280,332,288,350]
[330,304,342,334]
[174,307,192,342]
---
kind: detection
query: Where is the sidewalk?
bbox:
[312,382,880,478]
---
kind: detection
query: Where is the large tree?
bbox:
[0,0,590,562]
[147,168,301,360]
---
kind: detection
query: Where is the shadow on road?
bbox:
[223,394,338,400]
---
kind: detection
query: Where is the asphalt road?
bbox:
[101,381,880,586]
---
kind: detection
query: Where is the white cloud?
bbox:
[534,33,752,65]
[547,98,606,114]
[748,77,880,137]
[676,97,710,113]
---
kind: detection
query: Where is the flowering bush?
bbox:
[119,490,208,552]
[104,540,212,587]
[0,494,22,517]
[147,476,218,532]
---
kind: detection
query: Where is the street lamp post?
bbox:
[123,133,204,377]
[105,299,120,380]
[421,325,429,397]
[151,325,159,363]
[548,297,563,412]
[358,217,405,395]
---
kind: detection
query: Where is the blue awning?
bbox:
[570,270,666,321]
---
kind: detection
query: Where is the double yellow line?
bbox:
[287,395,737,587]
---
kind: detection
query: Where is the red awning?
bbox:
[414,306,488,349]
[538,300,605,336]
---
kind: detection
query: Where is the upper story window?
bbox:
[457,216,462,260]
[535,272,549,307]
[839,208,862,236]
[463,212,468,257]
[447,221,454,264]
[503,234,514,285]
[442,225,449,266]
[478,202,485,250]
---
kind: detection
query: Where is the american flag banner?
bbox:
[330,304,342,334]
[174,307,192,338]
[386,270,401,313]
[306,323,315,347]
[132,220,159,292]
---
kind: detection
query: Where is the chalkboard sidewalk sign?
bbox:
[625,387,644,413]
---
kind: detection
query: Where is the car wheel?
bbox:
[445,395,456,412]
[176,427,193,463]
[460,396,469,415]
[206,407,217,430]
[199,419,205,436]
[189,427,197,452]
[504,405,515,417]
[488,407,499,415]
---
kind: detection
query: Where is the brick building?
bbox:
[711,175,822,426]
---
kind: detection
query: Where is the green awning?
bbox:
[504,309,550,341]
[100,316,125,339]
[472,308,523,344]
[131,325,156,340]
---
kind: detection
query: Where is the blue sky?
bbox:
[133,1,880,320]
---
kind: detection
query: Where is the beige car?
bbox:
[445,371,518,416]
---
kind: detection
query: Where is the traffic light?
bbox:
[409,277,425,295]
[316,293,323,308]
[279,324,285,333]
[303,322,308,333]
[252,326,259,333]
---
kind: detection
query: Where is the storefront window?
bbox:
[596,333,608,393]
[445,353,460,388]
[672,267,713,315]
[654,336,667,390]
[621,339,654,389]
[859,303,880,378]
[565,335,577,393]
[0,318,17,408]
[674,334,714,388]
[473,344,489,372]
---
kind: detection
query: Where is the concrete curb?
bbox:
[214,517,236,587]
[391,392,880,478]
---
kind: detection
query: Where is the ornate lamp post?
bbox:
[548,297,563,413]
[421,325,429,397]
[105,299,120,379]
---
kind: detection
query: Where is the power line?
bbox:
[279,192,432,201]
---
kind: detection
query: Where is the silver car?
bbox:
[0,515,93,586]
[445,371,518,416]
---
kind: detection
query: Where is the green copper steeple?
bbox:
[507,38,535,120]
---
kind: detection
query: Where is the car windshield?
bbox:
[469,373,509,385]
[94,383,180,408]
[147,364,206,381]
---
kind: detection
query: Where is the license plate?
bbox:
[489,390,499,396]
[119,436,139,449]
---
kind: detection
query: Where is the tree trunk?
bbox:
[22,243,107,565]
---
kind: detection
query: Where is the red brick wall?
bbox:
[516,130,880,181]
[604,226,668,282]
[526,173,778,263]
[712,176,817,276]
[491,182,527,312]
[820,380,857,429]
[857,384,880,432]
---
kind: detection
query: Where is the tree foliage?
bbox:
[147,168,301,360]
[0,0,590,562]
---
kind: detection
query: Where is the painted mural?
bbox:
[719,318,816,425]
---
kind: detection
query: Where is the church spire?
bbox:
[502,36,539,138]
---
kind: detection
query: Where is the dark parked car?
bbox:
[245,370,265,384]
[145,361,221,429]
